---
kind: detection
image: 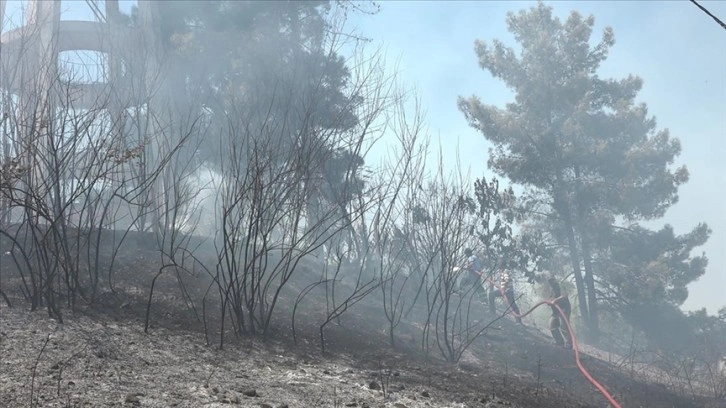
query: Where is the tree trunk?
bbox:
[581,239,600,338]
[573,166,600,340]
[554,183,590,332]
[563,212,590,331]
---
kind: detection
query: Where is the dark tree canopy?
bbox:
[603,223,710,307]
[155,1,361,153]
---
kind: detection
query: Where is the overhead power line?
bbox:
[690,0,726,31]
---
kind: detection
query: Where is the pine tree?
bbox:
[458,2,706,339]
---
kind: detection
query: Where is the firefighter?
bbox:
[547,277,572,349]
[459,248,486,299]
[488,264,523,323]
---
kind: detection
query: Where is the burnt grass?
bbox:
[0,229,720,408]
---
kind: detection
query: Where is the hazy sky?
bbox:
[345,1,726,314]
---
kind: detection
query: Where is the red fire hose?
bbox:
[484,275,622,408]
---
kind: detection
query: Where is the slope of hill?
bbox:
[1,296,719,407]
[0,230,722,408]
